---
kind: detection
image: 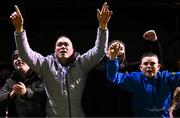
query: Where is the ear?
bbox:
[54,43,57,54]
[139,64,143,71]
[157,64,161,71]
[54,48,56,55]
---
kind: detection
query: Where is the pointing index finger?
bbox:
[14,5,21,14]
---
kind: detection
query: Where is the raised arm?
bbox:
[10,5,24,33]
[80,2,112,72]
[97,2,113,30]
[120,30,163,72]
[10,5,46,75]
[143,30,163,64]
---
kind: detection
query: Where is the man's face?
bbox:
[55,37,74,60]
[13,55,29,72]
[139,56,161,78]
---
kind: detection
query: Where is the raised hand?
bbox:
[107,42,120,60]
[97,2,113,30]
[143,30,157,41]
[10,5,24,33]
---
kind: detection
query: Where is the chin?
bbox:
[59,57,68,61]
[147,74,155,78]
[16,66,21,70]
[16,67,22,71]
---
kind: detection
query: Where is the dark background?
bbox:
[0,0,180,116]
[0,0,180,68]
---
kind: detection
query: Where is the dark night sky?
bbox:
[0,0,180,67]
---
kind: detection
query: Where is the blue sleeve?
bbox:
[106,58,135,92]
[167,71,180,90]
[106,59,119,81]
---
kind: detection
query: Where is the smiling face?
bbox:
[139,54,161,78]
[55,36,74,63]
[12,54,30,73]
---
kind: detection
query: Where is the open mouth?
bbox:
[146,68,152,73]
[60,50,67,53]
[59,48,67,53]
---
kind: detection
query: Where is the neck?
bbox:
[59,58,69,66]
[18,69,30,78]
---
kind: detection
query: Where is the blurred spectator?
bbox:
[174,60,180,71]
[169,87,180,118]
[0,50,47,117]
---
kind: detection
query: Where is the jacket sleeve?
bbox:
[167,71,180,90]
[22,82,47,103]
[0,79,14,105]
[14,31,46,75]
[79,28,108,74]
[106,58,135,92]
[144,40,163,64]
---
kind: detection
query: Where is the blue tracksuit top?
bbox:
[107,59,180,117]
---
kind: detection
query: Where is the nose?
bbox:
[16,57,22,61]
[60,45,66,48]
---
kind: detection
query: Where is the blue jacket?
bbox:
[107,59,180,117]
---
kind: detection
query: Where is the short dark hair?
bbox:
[141,52,159,62]
[11,50,19,61]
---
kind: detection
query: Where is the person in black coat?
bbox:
[0,50,47,117]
